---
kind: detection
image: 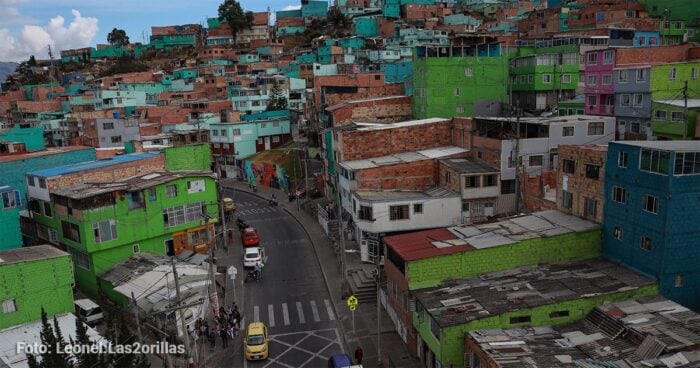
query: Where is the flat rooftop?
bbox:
[0,146,92,163]
[613,140,700,152]
[354,186,459,202]
[0,244,68,265]
[341,146,467,171]
[468,295,700,367]
[414,258,655,328]
[474,114,611,125]
[353,117,450,131]
[28,152,160,177]
[439,157,499,173]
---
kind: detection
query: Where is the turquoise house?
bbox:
[0,185,22,250]
[301,0,328,18]
[0,125,45,152]
[353,17,379,37]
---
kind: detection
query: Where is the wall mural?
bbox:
[238,159,288,190]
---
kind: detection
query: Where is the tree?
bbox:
[107,28,130,47]
[266,80,288,111]
[25,308,71,368]
[217,0,254,44]
[71,313,104,368]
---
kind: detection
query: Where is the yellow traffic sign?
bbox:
[347,295,358,307]
[349,305,356,311]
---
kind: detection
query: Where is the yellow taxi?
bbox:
[223,197,236,212]
[244,322,269,361]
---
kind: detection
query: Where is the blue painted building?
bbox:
[633,31,662,47]
[603,141,700,311]
[0,125,45,152]
[301,0,328,18]
[0,185,22,250]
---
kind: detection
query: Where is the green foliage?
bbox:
[217,0,254,43]
[266,80,288,111]
[327,7,350,29]
[98,56,149,78]
[71,314,104,368]
[107,28,130,47]
[26,307,71,368]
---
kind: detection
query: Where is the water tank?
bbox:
[113,112,120,119]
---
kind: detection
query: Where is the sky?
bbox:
[0,0,310,62]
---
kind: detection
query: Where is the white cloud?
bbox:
[0,9,98,62]
[282,5,301,10]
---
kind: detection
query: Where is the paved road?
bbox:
[228,190,345,368]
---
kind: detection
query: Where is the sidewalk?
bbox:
[221,179,421,368]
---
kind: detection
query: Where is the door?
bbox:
[536,93,547,110]
[165,239,175,256]
[264,136,271,150]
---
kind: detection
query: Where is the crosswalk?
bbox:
[250,299,336,328]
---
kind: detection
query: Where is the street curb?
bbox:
[223,183,350,354]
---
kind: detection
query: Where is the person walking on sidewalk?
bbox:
[219,325,228,348]
[354,346,364,365]
[208,327,217,351]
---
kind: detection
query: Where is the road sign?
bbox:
[227,266,237,280]
[347,295,358,307]
[349,305,356,311]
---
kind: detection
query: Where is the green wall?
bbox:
[413,55,509,119]
[413,283,658,367]
[0,251,74,329]
[651,102,698,139]
[651,61,700,100]
[407,229,602,290]
[165,144,213,172]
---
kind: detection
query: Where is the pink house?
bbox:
[584,49,616,116]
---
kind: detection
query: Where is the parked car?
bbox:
[223,197,236,212]
[244,247,267,268]
[244,322,270,361]
[241,227,260,247]
[74,299,104,325]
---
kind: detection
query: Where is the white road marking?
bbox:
[296,301,305,324]
[282,303,290,326]
[254,305,259,322]
[324,299,336,321]
[310,300,320,322]
[268,304,275,327]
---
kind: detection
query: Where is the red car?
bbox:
[241,227,260,247]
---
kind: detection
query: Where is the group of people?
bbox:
[191,302,242,351]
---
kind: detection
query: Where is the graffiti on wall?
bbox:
[238,160,288,190]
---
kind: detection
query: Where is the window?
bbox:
[454,87,461,96]
[562,127,574,136]
[675,275,684,288]
[672,111,685,121]
[465,176,479,188]
[43,202,52,217]
[587,122,604,136]
[27,176,35,187]
[93,220,118,243]
[606,95,615,106]
[669,67,676,80]
[612,186,626,203]
[510,315,531,324]
[640,148,671,175]
[0,190,20,209]
[103,122,114,130]
[166,184,178,198]
[429,317,440,340]
[163,202,203,228]
[614,225,623,240]
[587,53,597,65]
[212,130,219,136]
[655,110,667,120]
[39,178,46,189]
[619,70,628,83]
[674,152,700,175]
[587,75,597,85]
[584,197,597,218]
[620,94,631,106]
[61,221,81,243]
[587,95,597,106]
[693,68,699,80]
[233,129,241,136]
[603,50,614,64]
[110,136,122,143]
[464,67,473,77]
[633,94,643,106]
[389,205,409,221]
[562,191,573,209]
[221,129,227,136]
[529,155,543,167]
[187,179,206,194]
[462,201,470,211]
[483,174,497,187]
[132,244,140,254]
[542,74,552,83]
[549,310,569,318]
[562,159,576,173]
[585,164,600,179]
[69,248,91,270]
[358,206,373,220]
[640,236,652,251]
[618,152,628,168]
[562,74,571,83]
[649,36,657,45]
[642,194,658,214]
[636,69,645,81]
[501,180,516,194]
[674,21,683,29]
[2,299,16,314]
[413,203,423,214]
[456,106,465,113]
[272,136,280,143]
[602,74,612,85]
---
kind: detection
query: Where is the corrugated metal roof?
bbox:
[341,146,467,170]
[0,244,68,265]
[29,152,160,177]
[384,228,471,261]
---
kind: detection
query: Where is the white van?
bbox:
[244,247,267,268]
[74,299,104,325]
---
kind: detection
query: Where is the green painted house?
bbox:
[0,245,74,329]
[0,186,22,250]
[32,172,218,296]
[650,61,700,139]
[651,99,700,139]
[413,46,509,119]
[412,259,657,367]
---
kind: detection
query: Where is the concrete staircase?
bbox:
[347,268,377,303]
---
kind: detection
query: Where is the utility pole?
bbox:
[334,165,347,278]
[205,213,219,320]
[156,317,175,368]
[171,257,191,358]
[376,261,383,367]
[130,292,143,342]
[217,164,229,251]
[514,106,522,214]
[304,154,310,211]
[683,80,689,140]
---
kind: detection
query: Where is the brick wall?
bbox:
[384,259,419,356]
[470,135,502,168]
[557,145,607,223]
[324,84,405,109]
[328,96,412,126]
[356,159,437,190]
[521,171,557,212]
[46,155,165,191]
[616,44,695,66]
[451,117,473,150]
[340,120,452,161]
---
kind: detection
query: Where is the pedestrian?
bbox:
[208,328,217,350]
[195,319,202,337]
[233,308,241,329]
[354,346,363,365]
[226,305,233,322]
[219,325,228,348]
[200,321,209,344]
[226,322,235,338]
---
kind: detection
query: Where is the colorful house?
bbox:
[603,141,700,311]
[0,186,22,250]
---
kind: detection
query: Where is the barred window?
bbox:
[389,205,409,221]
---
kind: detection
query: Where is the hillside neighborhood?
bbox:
[1,0,700,367]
